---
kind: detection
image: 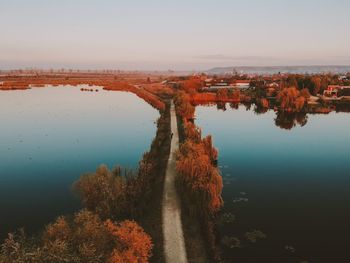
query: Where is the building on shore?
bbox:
[323,85,350,100]
[233,80,251,88]
[203,78,251,90]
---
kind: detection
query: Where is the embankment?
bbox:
[174,91,223,262]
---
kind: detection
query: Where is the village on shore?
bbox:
[163,70,350,113]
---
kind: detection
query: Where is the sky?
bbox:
[1,0,350,70]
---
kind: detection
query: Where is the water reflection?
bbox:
[0,86,158,239]
[274,111,308,130]
[195,103,350,263]
[196,101,350,130]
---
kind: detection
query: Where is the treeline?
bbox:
[0,104,172,263]
[191,88,241,104]
[280,74,348,95]
[255,73,350,112]
[174,91,223,261]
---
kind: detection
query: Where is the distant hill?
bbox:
[207,66,350,75]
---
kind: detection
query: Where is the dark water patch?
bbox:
[196,104,350,263]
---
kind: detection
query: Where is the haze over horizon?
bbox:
[1,0,350,70]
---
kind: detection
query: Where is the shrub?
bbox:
[0,210,153,263]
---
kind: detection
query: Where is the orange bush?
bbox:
[1,210,152,263]
[106,220,153,263]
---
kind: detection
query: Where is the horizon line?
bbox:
[2,64,350,72]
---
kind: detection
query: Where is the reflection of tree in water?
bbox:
[275,112,308,130]
[216,102,227,111]
[229,103,239,110]
[254,105,269,115]
[335,103,350,113]
[242,102,252,111]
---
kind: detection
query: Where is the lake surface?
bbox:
[195,104,350,263]
[0,86,158,240]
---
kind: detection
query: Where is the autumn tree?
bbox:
[74,165,130,219]
[183,121,202,143]
[310,76,322,95]
[180,78,202,93]
[284,75,298,89]
[0,210,153,263]
[74,157,156,220]
[216,88,228,101]
[176,139,223,217]
[202,135,218,164]
[106,220,153,263]
[174,91,195,120]
[276,87,309,112]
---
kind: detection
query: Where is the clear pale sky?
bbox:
[1,0,350,70]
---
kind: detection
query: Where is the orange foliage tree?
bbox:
[276,87,310,113]
[174,91,195,120]
[106,220,153,263]
[176,139,223,217]
[1,210,153,263]
[216,88,228,101]
[180,78,203,93]
[73,165,131,219]
[74,155,156,220]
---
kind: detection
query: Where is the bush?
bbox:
[0,210,153,263]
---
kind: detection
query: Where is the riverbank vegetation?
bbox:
[174,91,223,261]
[74,102,172,262]
[167,73,350,115]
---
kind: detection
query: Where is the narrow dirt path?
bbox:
[162,101,188,263]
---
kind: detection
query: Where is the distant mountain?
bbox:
[206,66,350,75]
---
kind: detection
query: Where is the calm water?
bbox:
[196,104,350,263]
[0,86,158,239]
